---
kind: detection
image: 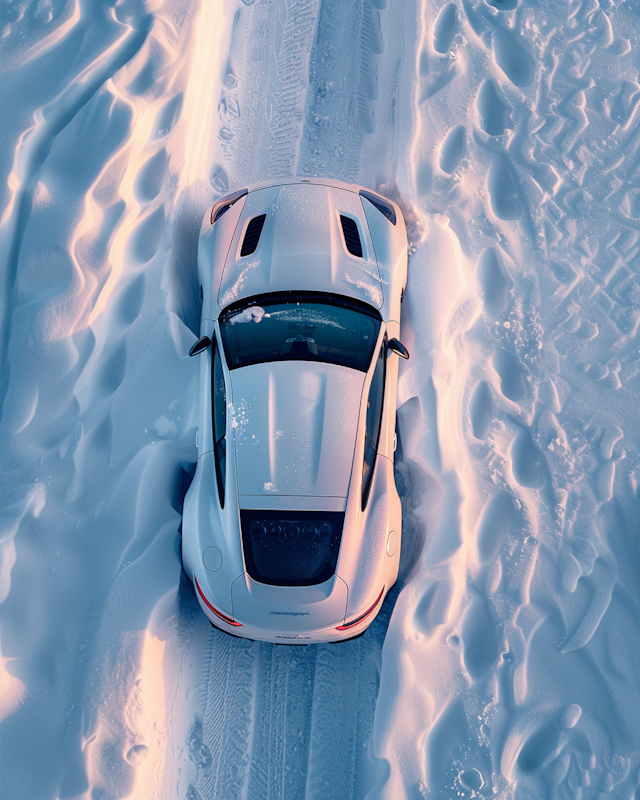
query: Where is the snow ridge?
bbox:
[1,0,640,798]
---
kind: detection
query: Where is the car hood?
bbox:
[230,360,365,501]
[217,183,383,309]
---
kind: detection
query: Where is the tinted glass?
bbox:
[220,296,381,372]
[212,340,226,507]
[362,345,385,509]
[240,509,344,586]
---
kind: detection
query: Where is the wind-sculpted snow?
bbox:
[1,0,640,798]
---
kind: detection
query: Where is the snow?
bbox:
[1,0,640,798]
[228,305,268,324]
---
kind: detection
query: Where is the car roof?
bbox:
[217,183,383,310]
[229,359,366,504]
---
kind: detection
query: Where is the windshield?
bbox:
[219,294,381,372]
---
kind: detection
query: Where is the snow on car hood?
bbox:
[217,183,383,309]
[230,360,365,500]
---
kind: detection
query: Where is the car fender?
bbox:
[198,195,248,323]
[361,194,407,323]
[182,451,245,616]
[336,455,401,618]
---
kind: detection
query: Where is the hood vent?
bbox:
[340,215,363,258]
[241,214,267,257]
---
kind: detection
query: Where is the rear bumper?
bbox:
[209,619,371,645]
[196,591,381,645]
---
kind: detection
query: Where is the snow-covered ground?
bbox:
[1,0,640,797]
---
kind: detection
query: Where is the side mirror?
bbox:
[387,338,410,360]
[189,335,211,357]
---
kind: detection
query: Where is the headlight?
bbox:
[210,188,248,224]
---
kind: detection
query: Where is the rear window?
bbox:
[220,294,381,372]
[362,343,385,509]
[240,509,344,586]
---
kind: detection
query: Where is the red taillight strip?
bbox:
[336,586,385,631]
[195,575,242,626]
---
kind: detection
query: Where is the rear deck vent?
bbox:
[240,214,267,257]
[340,215,363,258]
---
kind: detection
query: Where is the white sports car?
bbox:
[182,177,409,644]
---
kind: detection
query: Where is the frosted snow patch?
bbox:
[229,306,268,324]
[229,399,251,431]
[341,272,383,307]
[219,260,260,307]
[152,415,177,438]
[268,308,345,329]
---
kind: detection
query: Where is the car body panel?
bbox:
[230,360,366,501]
[336,455,401,618]
[198,197,248,325]
[360,196,408,323]
[231,573,348,632]
[217,183,383,311]
[238,494,346,511]
[197,178,405,324]
[182,451,244,618]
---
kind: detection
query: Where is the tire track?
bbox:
[298,0,388,182]
[216,0,321,189]
[182,1,415,796]
[192,630,258,800]
[246,645,317,800]
[305,632,385,800]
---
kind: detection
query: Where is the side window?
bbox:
[361,344,385,510]
[212,339,227,507]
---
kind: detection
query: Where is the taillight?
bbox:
[195,575,242,626]
[336,586,385,631]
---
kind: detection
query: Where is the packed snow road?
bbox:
[1,0,640,798]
